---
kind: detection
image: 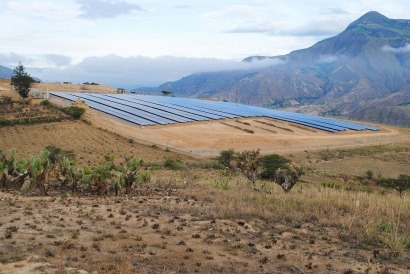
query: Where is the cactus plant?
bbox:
[28,150,50,195]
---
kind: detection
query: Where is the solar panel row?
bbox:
[50,92,379,133]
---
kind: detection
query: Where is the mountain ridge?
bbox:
[0,65,13,79]
[145,11,410,126]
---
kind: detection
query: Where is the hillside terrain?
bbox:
[145,11,410,126]
[0,65,12,79]
[0,79,116,98]
[0,119,409,273]
[0,95,409,273]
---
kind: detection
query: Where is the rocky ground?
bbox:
[1,187,407,274]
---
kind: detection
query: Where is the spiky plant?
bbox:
[28,150,50,195]
[122,158,143,195]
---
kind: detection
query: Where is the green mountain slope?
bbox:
[152,11,410,126]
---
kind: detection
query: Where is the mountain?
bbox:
[0,65,13,79]
[145,11,410,126]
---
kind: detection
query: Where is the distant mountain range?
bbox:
[0,65,13,79]
[137,11,410,126]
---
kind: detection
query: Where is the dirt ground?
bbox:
[0,120,195,166]
[83,108,410,157]
[1,186,408,274]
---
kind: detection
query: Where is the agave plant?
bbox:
[121,158,143,195]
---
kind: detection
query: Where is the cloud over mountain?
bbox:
[76,0,144,19]
[29,54,282,89]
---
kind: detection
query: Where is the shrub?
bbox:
[164,157,184,170]
[318,149,336,161]
[218,149,236,167]
[274,162,305,193]
[321,181,342,190]
[44,145,75,164]
[215,179,231,190]
[0,96,13,106]
[378,175,410,196]
[260,154,291,180]
[137,172,150,184]
[64,106,85,119]
[366,170,374,180]
[40,100,51,107]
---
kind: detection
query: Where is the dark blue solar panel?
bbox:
[99,94,215,121]
[50,92,379,132]
[50,92,154,125]
[68,93,174,125]
[144,96,240,119]
[85,93,193,123]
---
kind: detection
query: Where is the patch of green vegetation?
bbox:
[321,181,343,190]
[63,106,85,119]
[164,157,184,170]
[215,179,231,190]
[0,116,64,126]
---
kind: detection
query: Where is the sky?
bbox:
[1,0,410,88]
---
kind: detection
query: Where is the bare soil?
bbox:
[83,108,410,157]
[1,186,408,274]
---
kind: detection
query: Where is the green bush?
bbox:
[378,175,410,196]
[218,149,235,167]
[0,96,12,106]
[164,157,184,170]
[64,106,85,119]
[260,154,290,180]
[215,179,231,190]
[40,100,51,107]
[137,172,151,184]
[321,181,342,190]
[0,117,64,127]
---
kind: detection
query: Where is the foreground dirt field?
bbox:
[1,185,407,274]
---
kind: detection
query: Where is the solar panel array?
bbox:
[50,92,379,133]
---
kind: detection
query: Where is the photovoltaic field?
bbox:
[50,92,379,133]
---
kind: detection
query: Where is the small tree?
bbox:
[236,149,261,187]
[260,154,291,180]
[378,175,410,196]
[218,149,236,167]
[274,162,304,193]
[161,90,172,96]
[10,62,34,102]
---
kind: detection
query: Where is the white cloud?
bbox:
[317,55,339,63]
[76,0,145,19]
[382,44,410,53]
[6,1,81,20]
[30,54,283,89]
[0,53,72,69]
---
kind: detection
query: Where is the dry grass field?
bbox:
[1,88,409,273]
[0,79,115,98]
[83,106,410,157]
